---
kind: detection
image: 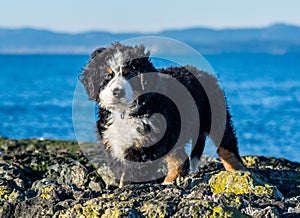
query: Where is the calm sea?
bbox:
[0,53,299,162]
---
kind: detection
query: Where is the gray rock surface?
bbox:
[0,137,299,217]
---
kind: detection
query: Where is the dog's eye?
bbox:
[106,67,114,75]
[104,73,113,81]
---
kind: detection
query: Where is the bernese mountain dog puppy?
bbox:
[80,42,245,187]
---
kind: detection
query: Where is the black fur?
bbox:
[80,42,243,183]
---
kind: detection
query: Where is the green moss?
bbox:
[209,171,283,198]
[0,137,81,155]
[31,164,48,172]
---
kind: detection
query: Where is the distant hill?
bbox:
[1,23,300,54]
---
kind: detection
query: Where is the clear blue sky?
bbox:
[1,0,300,33]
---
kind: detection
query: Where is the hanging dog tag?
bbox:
[120,110,126,119]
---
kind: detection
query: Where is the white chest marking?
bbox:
[103,111,143,160]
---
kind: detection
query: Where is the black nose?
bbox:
[112,87,125,98]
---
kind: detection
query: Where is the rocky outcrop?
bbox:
[0,137,299,217]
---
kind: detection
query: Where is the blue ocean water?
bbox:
[0,54,299,162]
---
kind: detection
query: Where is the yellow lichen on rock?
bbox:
[0,185,10,198]
[209,171,283,198]
[142,203,166,218]
[210,206,250,218]
[8,191,20,202]
[241,156,258,167]
[41,185,54,200]
[101,208,121,218]
[0,185,22,202]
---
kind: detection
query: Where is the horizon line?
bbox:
[0,22,299,35]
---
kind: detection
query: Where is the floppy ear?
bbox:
[80,47,106,101]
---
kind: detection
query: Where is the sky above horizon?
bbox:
[1,0,300,33]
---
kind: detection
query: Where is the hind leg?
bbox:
[190,135,206,173]
[217,112,246,171]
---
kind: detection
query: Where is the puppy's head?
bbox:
[80,43,157,111]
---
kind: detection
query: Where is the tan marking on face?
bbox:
[106,67,113,75]
[217,147,246,171]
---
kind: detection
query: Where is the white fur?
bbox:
[99,53,141,160]
[99,73,134,111]
[108,50,125,74]
[99,50,169,161]
[99,50,134,110]
[103,110,165,160]
[190,156,200,173]
[103,111,148,160]
[184,139,200,174]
